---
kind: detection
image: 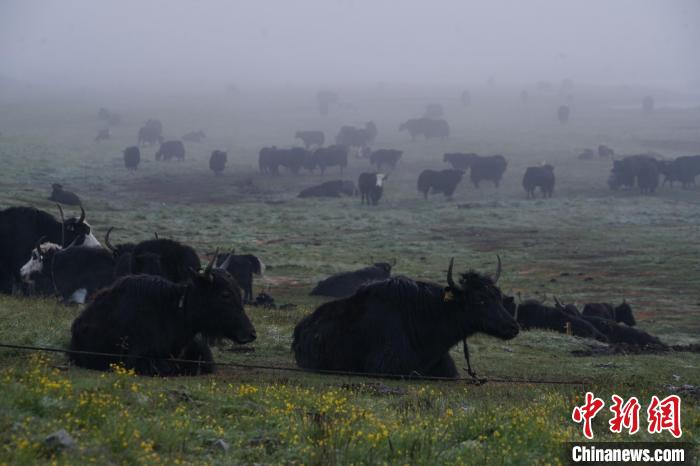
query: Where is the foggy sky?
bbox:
[1,0,699,92]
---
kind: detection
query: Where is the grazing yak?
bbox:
[294,258,519,378]
[522,165,555,198]
[182,130,206,142]
[95,128,111,142]
[369,149,402,170]
[417,169,464,199]
[310,262,392,298]
[512,300,608,342]
[295,131,325,149]
[209,150,227,175]
[557,105,570,124]
[69,254,256,376]
[358,172,388,205]
[49,184,82,206]
[608,155,659,193]
[0,205,99,294]
[469,155,508,188]
[443,152,478,170]
[399,118,450,140]
[298,180,356,198]
[137,119,163,146]
[130,238,201,283]
[155,140,185,161]
[598,145,614,158]
[582,302,636,326]
[20,239,115,304]
[581,316,662,346]
[315,145,348,175]
[215,252,265,303]
[123,146,141,171]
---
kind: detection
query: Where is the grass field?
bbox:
[0,85,699,465]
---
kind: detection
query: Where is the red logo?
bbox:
[572,392,605,439]
[609,395,641,434]
[647,395,682,438]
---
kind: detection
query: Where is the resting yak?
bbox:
[310,262,392,298]
[69,254,256,375]
[298,180,356,198]
[294,257,518,378]
[582,301,635,326]
[512,299,608,342]
[130,238,201,283]
[417,169,464,199]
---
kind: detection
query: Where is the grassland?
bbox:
[0,86,699,464]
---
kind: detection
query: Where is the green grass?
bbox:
[0,88,699,464]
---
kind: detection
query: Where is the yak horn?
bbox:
[204,248,219,276]
[493,255,502,284]
[446,257,458,290]
[553,296,563,308]
[218,252,233,271]
[105,227,115,252]
[78,205,86,224]
[154,232,159,240]
[56,204,65,246]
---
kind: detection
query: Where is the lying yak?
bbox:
[581,316,661,346]
[310,262,392,298]
[522,165,555,198]
[417,169,464,199]
[294,257,518,378]
[513,300,608,342]
[130,238,200,283]
[49,184,82,206]
[69,254,256,375]
[582,301,636,326]
[358,173,388,205]
[298,180,356,198]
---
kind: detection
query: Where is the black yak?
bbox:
[673,155,700,188]
[469,155,508,188]
[315,145,348,175]
[69,254,256,375]
[358,172,388,205]
[443,152,478,170]
[417,169,464,199]
[137,119,163,146]
[49,184,82,206]
[522,165,555,198]
[258,147,310,175]
[130,238,200,283]
[513,300,608,342]
[582,302,636,326]
[399,118,449,140]
[369,149,402,170]
[310,262,392,298]
[295,130,325,149]
[123,146,141,171]
[581,316,661,346]
[215,252,265,303]
[298,180,356,198]
[335,123,375,148]
[294,258,518,378]
[209,150,227,175]
[104,227,137,278]
[608,155,659,194]
[155,140,185,161]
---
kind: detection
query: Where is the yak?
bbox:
[20,239,115,304]
[513,300,608,342]
[582,302,636,326]
[673,155,700,188]
[417,169,464,199]
[130,238,200,283]
[209,150,227,175]
[608,155,659,193]
[443,153,478,170]
[522,165,555,198]
[295,131,325,149]
[294,257,519,378]
[155,140,185,161]
[335,123,375,148]
[137,119,163,146]
[369,149,402,170]
[358,172,387,205]
[0,205,99,294]
[215,252,265,303]
[69,254,256,376]
[469,155,508,188]
[298,180,356,198]
[315,145,348,175]
[123,146,141,171]
[399,118,450,140]
[105,227,137,278]
[310,262,392,298]
[49,184,82,206]
[582,316,661,346]
[258,147,310,175]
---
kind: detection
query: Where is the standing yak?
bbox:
[358,172,388,205]
[49,184,82,206]
[417,169,464,199]
[155,140,185,161]
[369,149,402,170]
[294,258,519,378]
[310,262,392,298]
[123,146,141,171]
[443,153,478,170]
[209,150,227,175]
[522,165,555,198]
[608,155,659,194]
[469,155,508,188]
[295,131,325,149]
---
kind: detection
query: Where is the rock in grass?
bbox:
[44,429,75,451]
[211,439,230,452]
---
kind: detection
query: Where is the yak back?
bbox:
[310,263,391,297]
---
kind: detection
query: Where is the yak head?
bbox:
[57,204,100,248]
[615,300,636,326]
[444,256,519,341]
[189,252,256,345]
[20,237,62,282]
